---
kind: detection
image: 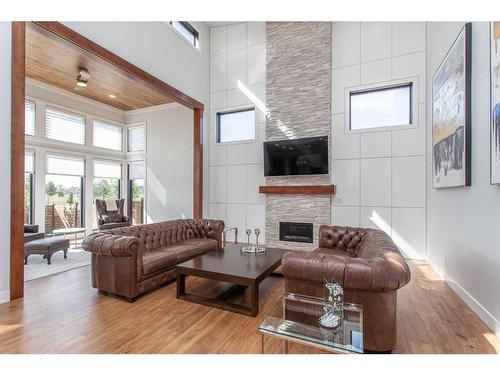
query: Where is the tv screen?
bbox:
[263,136,329,177]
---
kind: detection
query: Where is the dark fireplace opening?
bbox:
[279,222,313,243]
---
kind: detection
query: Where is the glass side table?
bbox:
[222,227,238,245]
[259,292,363,354]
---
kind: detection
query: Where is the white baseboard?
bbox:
[427,257,500,339]
[0,289,10,305]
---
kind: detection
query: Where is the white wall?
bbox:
[0,22,11,303]
[331,22,428,260]
[208,23,267,242]
[62,21,211,217]
[126,104,193,222]
[426,22,500,336]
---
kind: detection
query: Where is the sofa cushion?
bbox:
[164,238,218,264]
[142,249,178,275]
[314,247,354,259]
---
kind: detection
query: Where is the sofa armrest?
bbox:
[282,251,410,292]
[198,219,225,248]
[82,232,141,258]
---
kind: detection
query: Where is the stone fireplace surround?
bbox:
[264,22,332,251]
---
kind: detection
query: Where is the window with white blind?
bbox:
[94,160,122,179]
[127,125,145,152]
[24,150,35,225]
[92,160,122,229]
[46,154,85,176]
[93,120,123,151]
[128,161,145,225]
[46,106,86,145]
[25,100,35,136]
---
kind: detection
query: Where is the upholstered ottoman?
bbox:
[24,237,71,265]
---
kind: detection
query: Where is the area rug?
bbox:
[24,248,91,282]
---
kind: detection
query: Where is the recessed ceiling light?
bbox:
[108,94,116,98]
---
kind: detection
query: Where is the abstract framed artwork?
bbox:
[491,22,500,184]
[432,23,472,188]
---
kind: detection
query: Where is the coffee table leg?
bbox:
[177,273,186,298]
[261,333,264,354]
[250,281,259,317]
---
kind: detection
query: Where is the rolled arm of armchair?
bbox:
[197,219,225,248]
[82,232,141,257]
[282,251,410,292]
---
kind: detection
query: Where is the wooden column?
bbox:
[193,108,203,219]
[10,22,26,300]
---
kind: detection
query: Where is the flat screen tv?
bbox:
[263,136,329,177]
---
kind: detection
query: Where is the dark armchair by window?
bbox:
[95,199,132,230]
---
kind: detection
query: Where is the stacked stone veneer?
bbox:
[265,22,332,251]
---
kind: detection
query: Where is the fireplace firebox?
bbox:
[279,222,313,243]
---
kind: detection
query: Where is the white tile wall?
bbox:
[209,23,266,239]
[331,22,427,259]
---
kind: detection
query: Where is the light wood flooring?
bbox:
[0,260,498,354]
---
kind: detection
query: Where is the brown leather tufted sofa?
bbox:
[82,219,224,302]
[282,225,411,352]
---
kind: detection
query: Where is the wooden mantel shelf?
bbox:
[259,185,337,195]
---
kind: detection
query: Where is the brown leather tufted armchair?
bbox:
[82,218,225,301]
[282,225,411,352]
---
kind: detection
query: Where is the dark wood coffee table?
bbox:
[176,244,285,317]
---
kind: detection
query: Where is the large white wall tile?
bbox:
[332,22,360,68]
[392,22,426,56]
[360,59,391,84]
[392,52,426,100]
[227,165,246,204]
[392,207,426,259]
[247,22,266,46]
[210,54,227,93]
[332,206,360,227]
[209,166,226,203]
[227,49,246,89]
[228,24,246,51]
[246,164,265,204]
[392,103,426,156]
[209,203,227,222]
[247,83,266,106]
[246,204,266,242]
[332,114,360,159]
[210,91,226,110]
[332,65,360,114]
[246,142,263,164]
[247,43,266,85]
[227,88,247,107]
[226,203,246,235]
[360,206,392,235]
[361,22,392,62]
[360,158,391,206]
[360,131,391,158]
[210,26,227,56]
[226,143,247,165]
[210,145,226,166]
[332,159,360,206]
[392,156,426,208]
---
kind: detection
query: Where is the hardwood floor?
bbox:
[0,260,498,354]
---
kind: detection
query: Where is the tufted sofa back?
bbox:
[318,225,368,256]
[104,219,224,252]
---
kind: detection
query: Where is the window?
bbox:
[170,21,199,48]
[45,154,85,234]
[25,100,35,136]
[93,120,123,151]
[127,124,145,152]
[92,160,122,229]
[24,150,35,224]
[128,161,145,225]
[46,106,86,145]
[349,83,413,131]
[216,108,256,143]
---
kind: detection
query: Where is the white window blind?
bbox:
[25,150,35,173]
[93,120,123,151]
[46,106,86,145]
[25,100,35,136]
[127,125,145,152]
[46,154,85,176]
[94,160,122,179]
[128,161,145,180]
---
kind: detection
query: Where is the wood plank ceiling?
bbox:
[26,22,174,111]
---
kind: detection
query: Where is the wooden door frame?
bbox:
[10,21,204,300]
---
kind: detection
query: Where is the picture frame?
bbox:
[432,23,472,188]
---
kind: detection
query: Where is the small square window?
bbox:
[349,83,413,131]
[170,21,199,48]
[216,108,256,143]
